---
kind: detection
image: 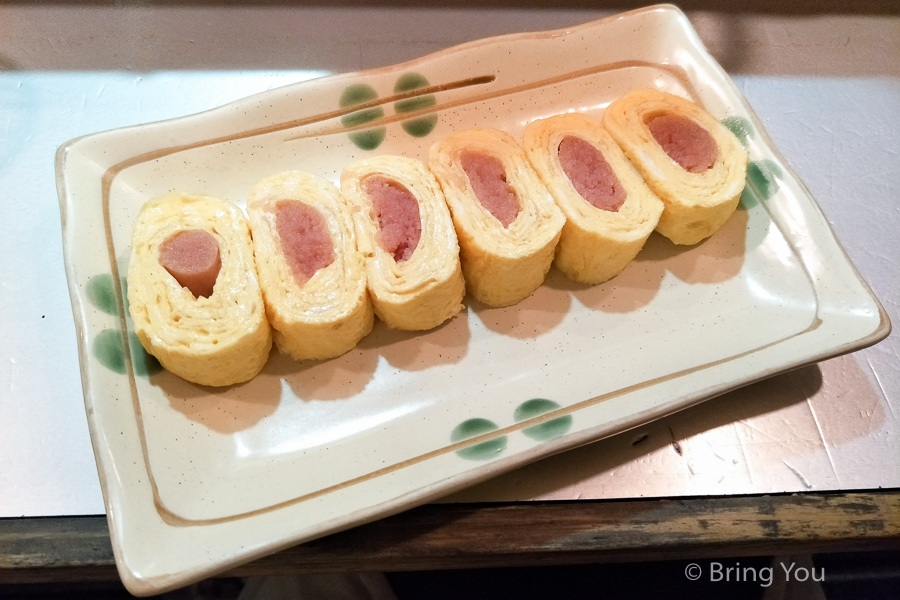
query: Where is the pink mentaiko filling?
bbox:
[460,150,520,228]
[557,136,627,212]
[648,114,719,173]
[275,200,335,284]
[158,229,221,298]
[363,176,422,263]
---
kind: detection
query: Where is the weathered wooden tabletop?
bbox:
[2,490,898,585]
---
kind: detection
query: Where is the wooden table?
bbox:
[2,491,898,585]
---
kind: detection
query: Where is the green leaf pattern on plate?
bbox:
[514,398,573,441]
[340,83,386,151]
[393,73,438,138]
[86,273,161,377]
[340,73,439,150]
[720,115,782,208]
[451,418,508,461]
[452,399,572,461]
[746,159,783,204]
[86,273,120,316]
[722,115,753,148]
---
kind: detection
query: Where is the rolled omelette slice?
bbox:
[341,155,465,331]
[247,171,374,360]
[127,193,272,387]
[523,112,664,285]
[428,128,565,307]
[602,88,748,245]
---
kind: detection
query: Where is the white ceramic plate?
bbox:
[57,4,890,595]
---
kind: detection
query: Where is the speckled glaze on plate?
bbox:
[56,5,890,596]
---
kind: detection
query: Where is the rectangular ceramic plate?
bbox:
[57,4,890,596]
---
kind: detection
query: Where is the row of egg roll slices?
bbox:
[127,159,466,387]
[246,156,470,374]
[520,89,748,283]
[428,88,747,291]
[247,158,469,363]
[127,88,747,386]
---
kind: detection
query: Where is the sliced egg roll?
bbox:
[428,128,565,307]
[523,112,664,285]
[127,193,272,387]
[247,171,374,361]
[602,88,748,245]
[341,155,465,331]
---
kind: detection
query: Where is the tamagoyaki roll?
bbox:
[247,171,374,361]
[523,112,664,285]
[602,88,748,245]
[428,128,565,307]
[127,193,272,387]
[341,155,465,331]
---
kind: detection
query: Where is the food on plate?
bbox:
[428,127,565,307]
[247,171,374,360]
[602,88,748,245]
[127,193,272,386]
[341,155,465,330]
[523,112,665,285]
[125,86,750,384]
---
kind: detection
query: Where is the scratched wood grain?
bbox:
[1,491,897,584]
